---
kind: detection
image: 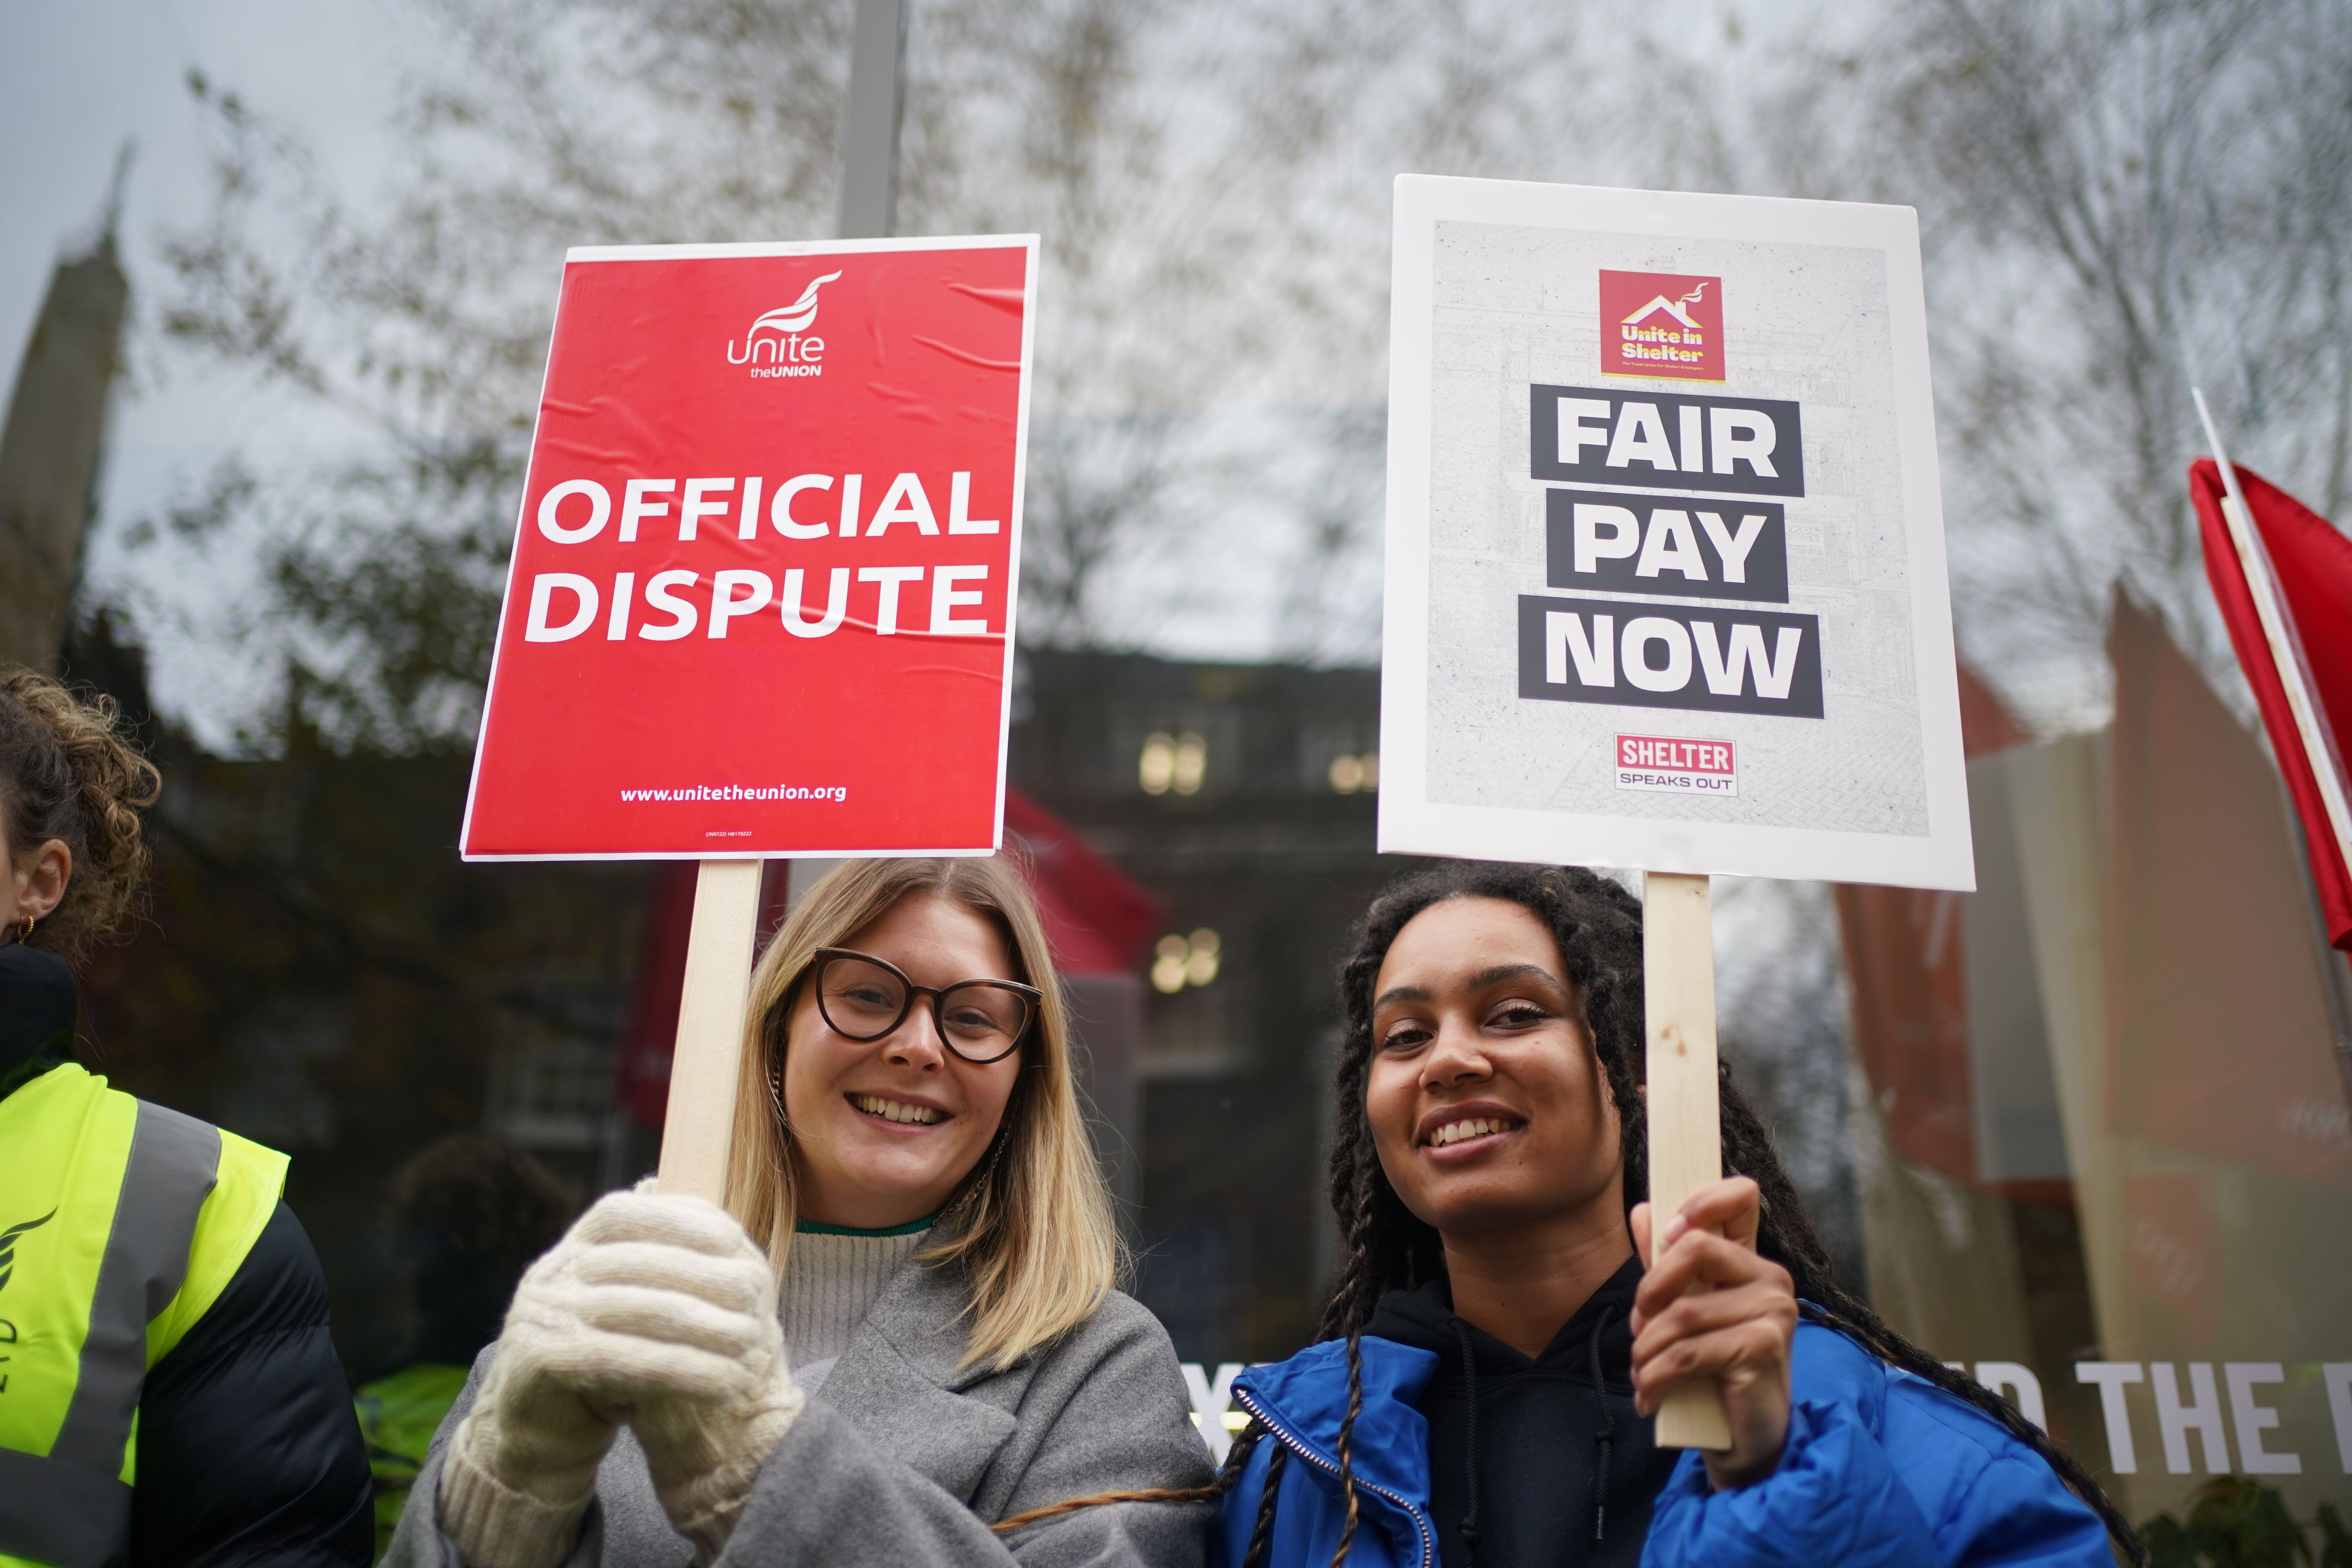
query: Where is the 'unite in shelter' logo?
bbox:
[1599,270,1724,383]
[728,270,841,379]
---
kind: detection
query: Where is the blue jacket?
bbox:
[1212,1321,2112,1568]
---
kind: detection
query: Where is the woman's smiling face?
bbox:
[1366,895,1624,1239]
[780,893,1025,1229]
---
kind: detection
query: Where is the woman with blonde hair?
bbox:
[391,857,1214,1568]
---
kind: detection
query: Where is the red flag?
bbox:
[2188,457,2352,949]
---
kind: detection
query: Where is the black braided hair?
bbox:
[1309,860,2144,1568]
[1328,1333,1366,1567]
[1241,1435,1289,1568]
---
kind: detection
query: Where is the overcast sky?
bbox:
[4,0,1864,745]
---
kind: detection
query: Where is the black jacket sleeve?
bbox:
[130,1200,375,1567]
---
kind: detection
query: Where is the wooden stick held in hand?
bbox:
[657,858,766,1202]
[1642,871,1734,1451]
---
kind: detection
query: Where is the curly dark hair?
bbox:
[1219,860,2142,1567]
[0,666,162,957]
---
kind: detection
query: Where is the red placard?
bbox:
[461,238,1037,860]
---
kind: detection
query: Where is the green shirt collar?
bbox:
[794,1214,938,1238]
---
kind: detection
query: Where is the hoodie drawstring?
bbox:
[1588,1305,1618,1542]
[1448,1317,1481,1566]
[1446,1302,1622,1556]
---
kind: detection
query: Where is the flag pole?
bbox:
[2191,388,2352,879]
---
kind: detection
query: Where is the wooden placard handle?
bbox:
[1642,870,1733,1451]
[656,858,766,1201]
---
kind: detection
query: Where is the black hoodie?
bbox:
[1362,1257,1682,1568]
[0,940,76,1095]
[0,942,372,1566]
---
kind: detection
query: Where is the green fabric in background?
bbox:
[355,1362,471,1562]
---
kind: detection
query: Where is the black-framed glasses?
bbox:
[810,948,1041,1065]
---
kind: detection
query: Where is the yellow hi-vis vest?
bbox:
[0,1065,287,1568]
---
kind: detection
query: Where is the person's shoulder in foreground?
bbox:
[134,1200,376,1566]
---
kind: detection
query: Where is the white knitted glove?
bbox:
[438,1187,806,1568]
[439,1211,627,1568]
[593,1190,806,1563]
[546,1189,804,1561]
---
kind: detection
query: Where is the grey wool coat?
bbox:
[384,1250,1214,1568]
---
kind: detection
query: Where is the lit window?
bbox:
[1151,928,1221,993]
[1172,732,1207,795]
[1184,928,1221,986]
[1151,935,1188,993]
[1328,751,1379,794]
[1139,732,1175,795]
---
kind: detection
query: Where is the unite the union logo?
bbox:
[728,270,841,379]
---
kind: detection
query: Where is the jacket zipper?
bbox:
[1232,1386,1437,1568]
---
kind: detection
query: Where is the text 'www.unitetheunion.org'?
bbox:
[618,784,848,803]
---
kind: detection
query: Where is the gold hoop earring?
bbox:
[16,917,31,943]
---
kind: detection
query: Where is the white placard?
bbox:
[1379,175,1974,891]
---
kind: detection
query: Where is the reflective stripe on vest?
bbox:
[0,1068,284,1568]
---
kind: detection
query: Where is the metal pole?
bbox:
[838,0,908,240]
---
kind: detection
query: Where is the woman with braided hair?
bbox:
[1209,860,2136,1568]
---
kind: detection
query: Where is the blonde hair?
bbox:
[722,857,1120,1371]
